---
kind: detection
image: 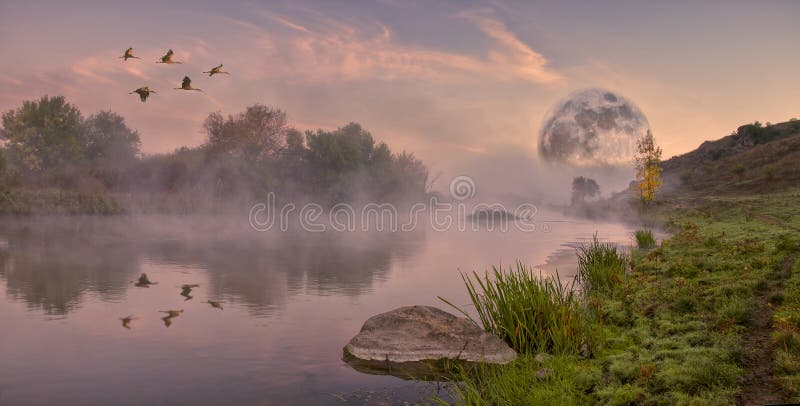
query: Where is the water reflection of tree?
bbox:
[0,218,426,316]
[0,224,140,315]
[141,230,426,312]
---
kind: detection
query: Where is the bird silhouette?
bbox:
[129,87,156,103]
[119,47,140,61]
[134,272,158,286]
[180,284,199,301]
[160,309,184,318]
[203,64,229,76]
[207,300,224,310]
[159,310,183,328]
[156,49,182,64]
[174,76,202,92]
[120,315,137,329]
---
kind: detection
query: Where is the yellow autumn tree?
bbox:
[634,130,663,206]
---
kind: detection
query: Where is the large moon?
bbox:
[538,89,650,167]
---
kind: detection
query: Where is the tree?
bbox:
[0,95,86,172]
[85,111,141,164]
[204,104,289,160]
[571,176,600,206]
[634,130,663,205]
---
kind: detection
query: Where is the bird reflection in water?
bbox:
[159,310,183,327]
[120,315,137,330]
[180,284,199,301]
[134,273,158,288]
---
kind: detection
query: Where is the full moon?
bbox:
[538,89,650,166]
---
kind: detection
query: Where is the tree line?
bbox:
[0,96,429,212]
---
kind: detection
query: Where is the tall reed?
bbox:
[576,235,629,297]
[442,261,587,355]
[634,229,657,249]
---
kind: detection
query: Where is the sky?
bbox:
[1,0,798,187]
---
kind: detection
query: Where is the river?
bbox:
[0,211,634,405]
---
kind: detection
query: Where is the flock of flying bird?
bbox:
[119,273,224,330]
[120,47,230,102]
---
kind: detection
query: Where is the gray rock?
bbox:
[534,353,553,363]
[345,306,517,364]
[535,367,553,380]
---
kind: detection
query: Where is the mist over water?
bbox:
[0,212,634,405]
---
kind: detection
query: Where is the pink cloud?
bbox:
[236,7,562,85]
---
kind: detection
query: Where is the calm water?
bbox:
[0,212,633,405]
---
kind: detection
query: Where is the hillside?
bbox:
[661,119,800,196]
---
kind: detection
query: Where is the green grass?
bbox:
[772,241,800,401]
[442,262,588,355]
[440,191,800,405]
[634,229,657,249]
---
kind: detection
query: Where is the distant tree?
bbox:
[0,148,6,188]
[204,104,289,160]
[634,130,663,205]
[571,176,600,206]
[0,148,5,175]
[84,111,141,164]
[0,95,86,172]
[394,151,428,196]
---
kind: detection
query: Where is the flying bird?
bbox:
[129,87,156,103]
[120,315,137,329]
[174,76,202,92]
[119,47,140,61]
[203,64,229,76]
[156,49,182,64]
[207,300,224,310]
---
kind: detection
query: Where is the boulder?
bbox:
[344,306,517,365]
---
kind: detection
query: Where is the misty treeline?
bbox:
[0,96,429,213]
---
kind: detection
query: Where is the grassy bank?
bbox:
[441,190,800,404]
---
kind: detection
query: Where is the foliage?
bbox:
[0,96,429,213]
[444,192,800,404]
[634,130,663,205]
[84,111,141,164]
[0,95,86,172]
[570,176,600,206]
[576,235,629,297]
[634,229,657,249]
[443,262,588,355]
[742,121,784,145]
[204,104,288,160]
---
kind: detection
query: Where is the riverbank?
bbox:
[440,190,800,404]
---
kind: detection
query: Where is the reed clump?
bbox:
[445,261,588,355]
[634,229,657,249]
[576,235,629,297]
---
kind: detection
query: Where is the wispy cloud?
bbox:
[457,8,562,83]
[234,6,562,85]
